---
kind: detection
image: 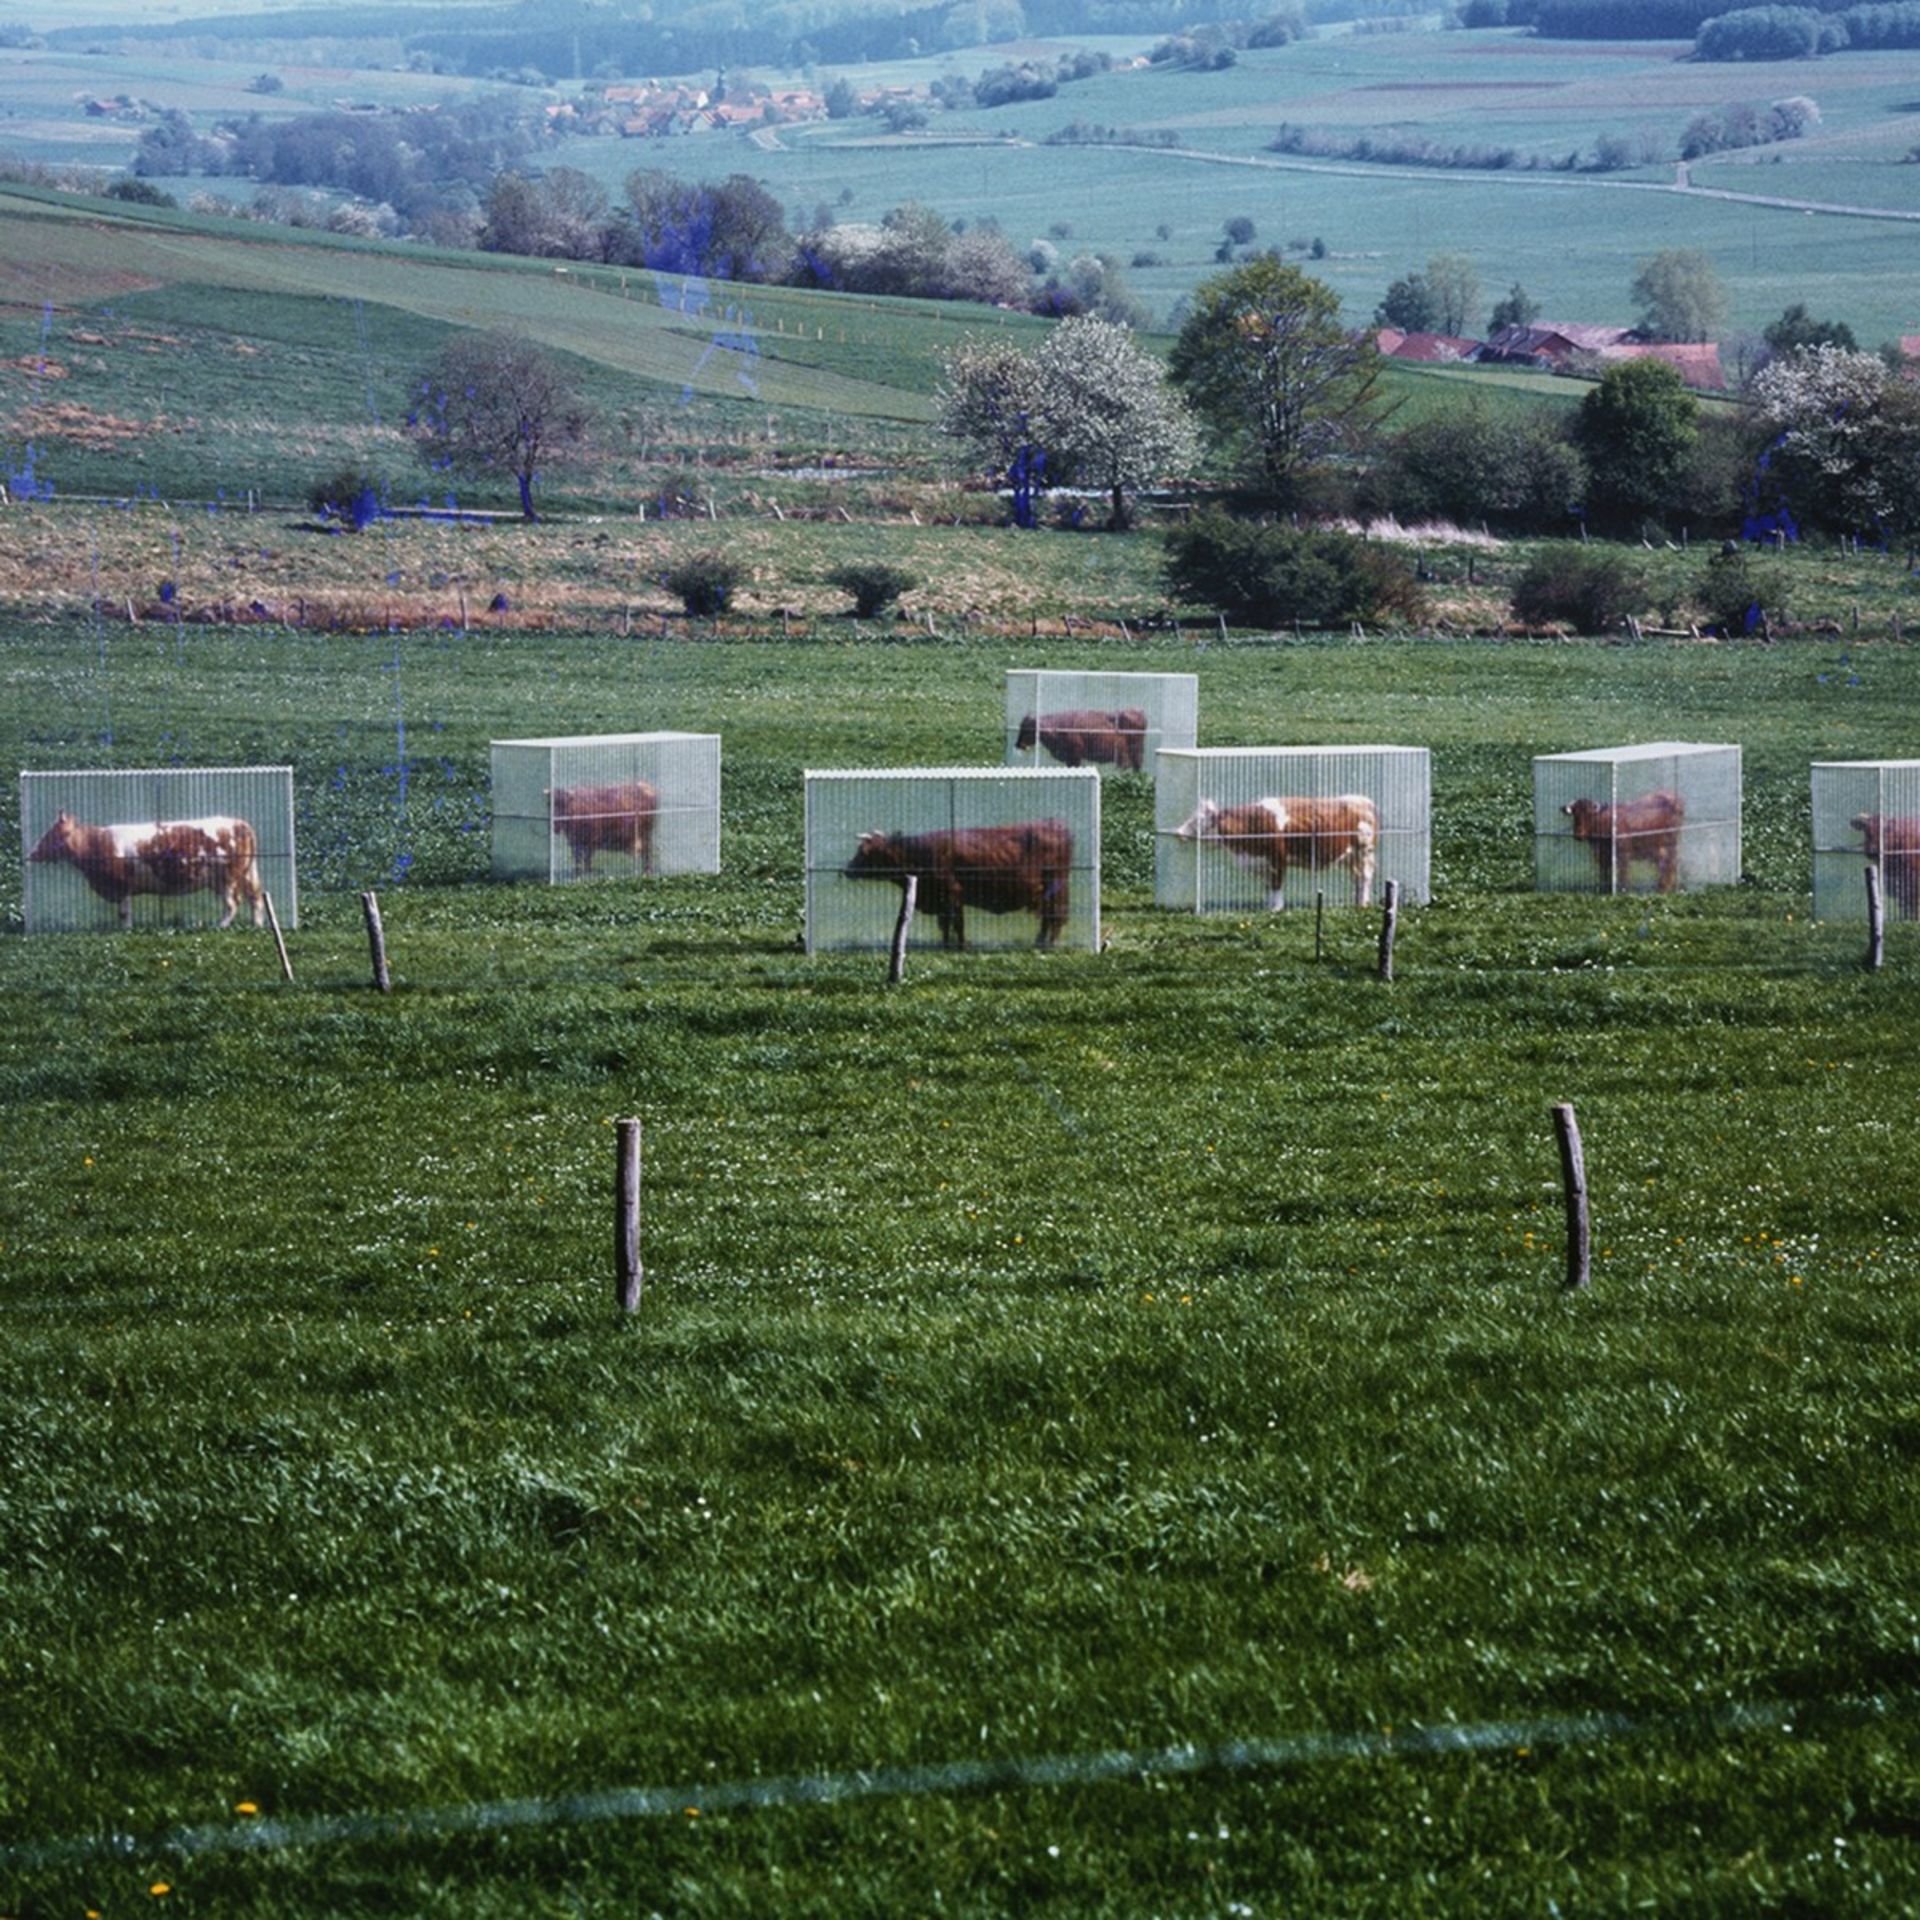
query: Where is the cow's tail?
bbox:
[232,820,266,927]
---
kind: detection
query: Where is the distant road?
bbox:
[1097,141,1920,225]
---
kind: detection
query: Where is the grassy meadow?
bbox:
[12,25,1920,342]
[4,583,1920,1912]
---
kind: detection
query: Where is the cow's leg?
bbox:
[119,896,134,931]
[219,890,238,929]
[1657,838,1680,893]
[1037,873,1067,947]
[1354,840,1376,910]
[936,881,964,949]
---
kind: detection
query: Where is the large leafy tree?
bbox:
[616,171,792,282]
[940,317,1197,529]
[1574,357,1698,527]
[1488,282,1541,334]
[1631,248,1727,343]
[1167,256,1384,507]
[1422,252,1481,336]
[410,331,587,521]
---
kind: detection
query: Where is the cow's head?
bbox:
[1172,799,1223,841]
[1562,798,1603,837]
[27,812,83,864]
[844,830,904,879]
[1853,812,1885,857]
[1014,715,1038,753]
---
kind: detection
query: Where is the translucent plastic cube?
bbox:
[1155,746,1429,913]
[491,733,720,883]
[21,765,296,933]
[806,767,1100,953]
[1005,670,1197,777]
[1812,760,1920,923]
[1533,742,1740,894]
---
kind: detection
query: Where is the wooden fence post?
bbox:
[616,1117,643,1314]
[1553,1102,1591,1292]
[888,873,918,986]
[1314,888,1325,964]
[262,891,294,983]
[360,890,392,993]
[1866,863,1885,972]
[1376,879,1399,982]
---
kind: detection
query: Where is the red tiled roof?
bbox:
[1600,341,1725,390]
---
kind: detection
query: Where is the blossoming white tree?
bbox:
[939,316,1197,529]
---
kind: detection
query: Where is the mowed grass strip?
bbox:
[3,620,1920,1913]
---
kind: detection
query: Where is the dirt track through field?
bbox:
[1102,139,1920,225]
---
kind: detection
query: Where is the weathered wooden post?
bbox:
[1866,863,1885,972]
[888,873,918,986]
[1553,1102,1591,1292]
[262,891,294,983]
[616,1117,643,1314]
[1314,888,1325,964]
[360,890,392,993]
[1376,879,1399,982]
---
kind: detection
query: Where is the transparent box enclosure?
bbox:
[1005,670,1198,777]
[1154,746,1430,913]
[1811,760,1920,923]
[1533,742,1741,894]
[806,767,1100,953]
[21,765,296,933]
[490,732,721,883]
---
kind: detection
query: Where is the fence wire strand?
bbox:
[3,1693,1906,1874]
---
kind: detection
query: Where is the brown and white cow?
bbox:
[844,819,1073,948]
[1853,812,1920,919]
[1562,790,1685,893]
[1014,708,1149,772]
[548,781,658,876]
[1172,795,1379,910]
[27,811,264,929]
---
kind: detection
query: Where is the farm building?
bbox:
[804,767,1100,954]
[1533,742,1740,894]
[20,765,295,934]
[1004,670,1198,777]
[1154,747,1430,914]
[1811,760,1920,924]
[490,733,721,884]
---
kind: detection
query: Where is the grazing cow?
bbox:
[1562,790,1685,893]
[844,819,1073,948]
[27,811,264,929]
[549,781,658,876]
[1014,707,1149,772]
[1852,812,1920,919]
[1172,795,1379,910]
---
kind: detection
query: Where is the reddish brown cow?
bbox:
[1172,795,1379,910]
[549,782,658,876]
[1562,790,1685,893]
[27,811,264,929]
[1014,708,1149,772]
[1853,812,1920,919]
[844,819,1073,948]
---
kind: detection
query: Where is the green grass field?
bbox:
[4,609,1920,1915]
[13,24,1920,343]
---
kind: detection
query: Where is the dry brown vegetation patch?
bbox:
[4,355,68,378]
[11,401,155,447]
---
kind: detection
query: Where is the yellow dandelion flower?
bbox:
[234,1801,258,1816]
[149,1884,171,1899]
